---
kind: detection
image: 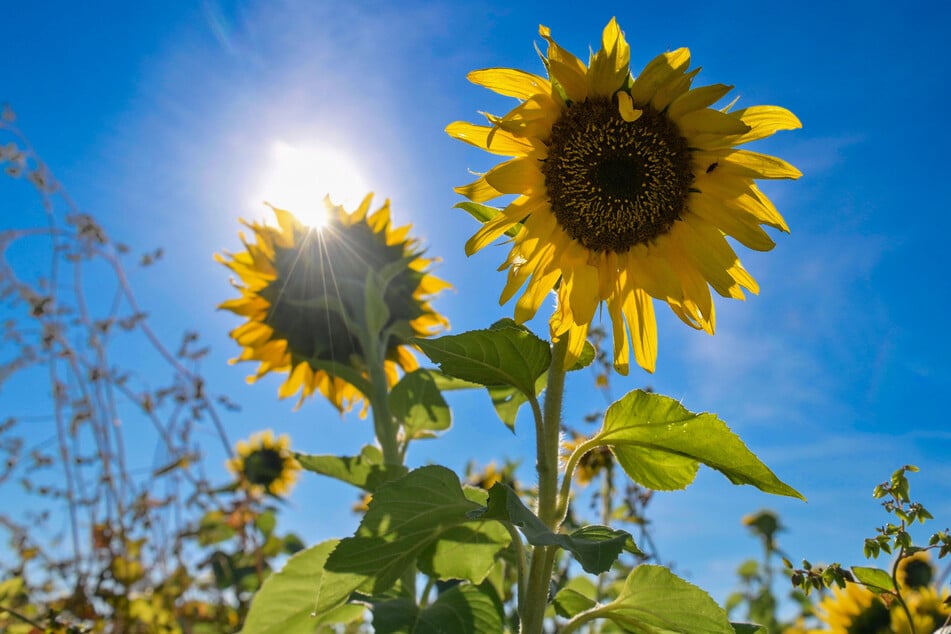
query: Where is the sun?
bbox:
[255,141,369,228]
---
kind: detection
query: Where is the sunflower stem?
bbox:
[520,336,569,634]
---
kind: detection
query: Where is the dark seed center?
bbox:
[541,98,694,253]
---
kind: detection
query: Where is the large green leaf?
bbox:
[596,565,734,633]
[596,390,803,499]
[731,624,768,634]
[415,582,504,634]
[240,540,367,634]
[472,483,634,575]
[294,445,408,493]
[411,320,550,396]
[389,369,451,439]
[326,466,510,594]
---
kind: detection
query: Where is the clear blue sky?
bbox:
[2,0,950,607]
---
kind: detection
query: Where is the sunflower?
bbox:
[810,583,891,634]
[227,430,300,497]
[896,550,935,590]
[447,18,800,373]
[217,195,449,412]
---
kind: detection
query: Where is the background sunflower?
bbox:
[217,195,449,412]
[227,430,300,497]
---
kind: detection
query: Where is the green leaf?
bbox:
[851,566,896,593]
[418,522,512,584]
[411,320,550,396]
[731,624,768,634]
[487,373,547,432]
[472,483,633,575]
[389,369,451,439]
[415,582,504,634]
[455,202,522,238]
[554,575,598,618]
[369,597,418,634]
[596,390,804,499]
[326,466,510,594]
[294,445,408,493]
[595,565,734,633]
[240,540,368,634]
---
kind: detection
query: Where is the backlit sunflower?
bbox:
[217,195,449,412]
[447,18,800,372]
[227,430,300,497]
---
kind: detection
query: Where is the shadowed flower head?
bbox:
[217,195,449,412]
[227,430,300,497]
[447,18,800,373]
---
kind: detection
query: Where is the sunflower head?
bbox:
[217,194,449,412]
[812,583,890,634]
[227,430,300,497]
[896,550,934,590]
[447,18,800,373]
[562,432,613,485]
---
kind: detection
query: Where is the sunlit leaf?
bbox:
[597,565,734,633]
[553,575,598,618]
[596,390,804,498]
[294,445,408,493]
[240,540,367,634]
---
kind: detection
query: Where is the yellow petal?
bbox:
[467,67,552,99]
[455,175,503,203]
[718,149,802,180]
[729,106,802,145]
[623,286,657,373]
[631,48,691,105]
[651,67,700,112]
[688,192,776,251]
[667,83,734,120]
[616,91,643,122]
[465,195,544,256]
[484,157,544,194]
[445,121,537,157]
[676,108,751,136]
[587,17,630,97]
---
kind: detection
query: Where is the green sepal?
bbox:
[294,444,408,493]
[471,483,634,575]
[595,390,804,499]
[326,466,510,595]
[455,202,522,238]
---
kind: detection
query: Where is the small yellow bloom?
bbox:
[227,430,300,497]
[448,18,799,373]
[217,195,449,412]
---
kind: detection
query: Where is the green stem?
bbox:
[520,336,569,634]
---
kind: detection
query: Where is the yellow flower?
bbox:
[811,583,890,634]
[227,430,300,497]
[447,18,800,373]
[217,195,449,412]
[896,550,935,590]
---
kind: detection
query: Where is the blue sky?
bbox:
[3,0,950,608]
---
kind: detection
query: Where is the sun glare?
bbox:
[256,141,369,229]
